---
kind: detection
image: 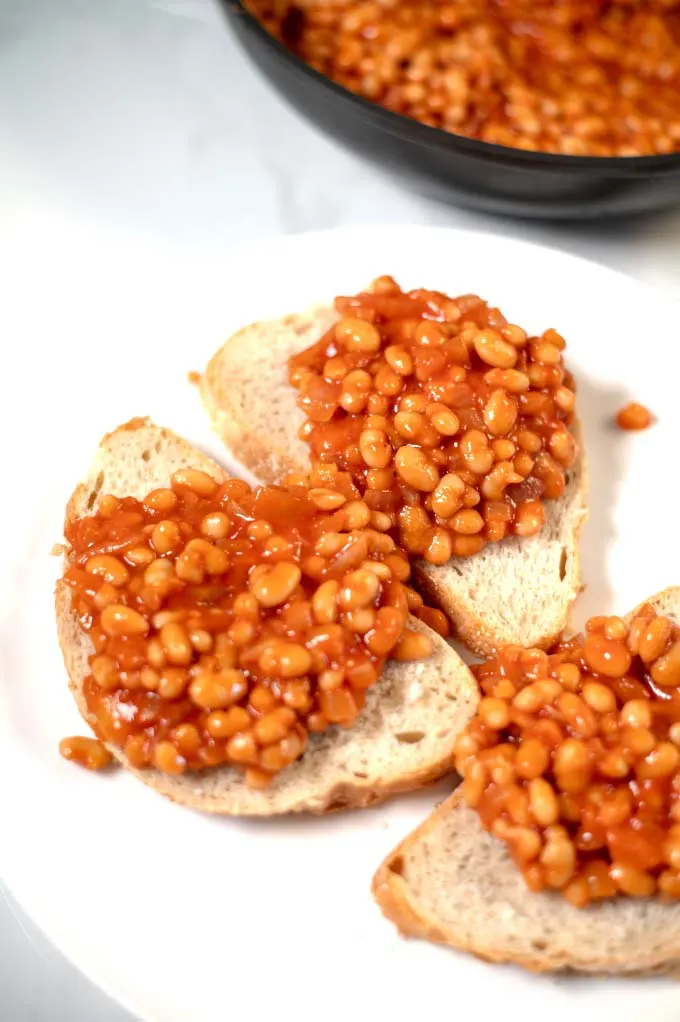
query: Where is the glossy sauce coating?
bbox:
[62,470,433,787]
[289,276,577,563]
[246,0,680,156]
[455,606,680,905]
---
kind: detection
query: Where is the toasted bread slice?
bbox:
[201,307,588,657]
[372,588,680,974]
[56,418,479,816]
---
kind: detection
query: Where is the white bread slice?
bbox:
[372,588,680,974]
[56,418,479,816]
[200,307,588,658]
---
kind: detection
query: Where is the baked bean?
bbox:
[259,641,313,678]
[385,344,413,376]
[289,280,576,560]
[430,473,465,519]
[144,557,175,591]
[374,366,403,397]
[484,368,530,394]
[360,428,392,469]
[637,743,680,780]
[427,404,460,437]
[471,329,517,368]
[226,732,259,765]
[639,616,672,663]
[506,825,542,863]
[206,707,251,739]
[616,402,653,431]
[514,500,545,537]
[308,487,347,511]
[394,446,439,492]
[312,579,340,624]
[175,548,205,584]
[392,629,434,662]
[250,562,301,607]
[554,662,581,692]
[479,697,510,731]
[339,569,380,610]
[189,669,248,710]
[91,655,120,690]
[540,838,576,888]
[416,605,450,638]
[531,340,562,366]
[171,469,218,497]
[336,317,381,354]
[583,632,632,678]
[159,622,193,666]
[658,869,680,898]
[610,863,656,898]
[620,699,652,730]
[172,723,201,755]
[146,637,167,670]
[451,509,484,536]
[59,736,112,771]
[621,726,656,758]
[154,741,186,775]
[603,617,627,641]
[651,642,680,688]
[63,465,426,785]
[463,760,488,808]
[200,511,230,540]
[483,389,518,437]
[582,681,617,716]
[253,708,296,745]
[248,519,274,543]
[549,430,576,467]
[366,606,405,656]
[142,488,178,514]
[371,511,394,534]
[140,665,159,691]
[460,607,680,905]
[529,778,559,827]
[251,0,680,160]
[423,526,452,565]
[516,738,549,780]
[100,604,149,638]
[150,520,182,555]
[85,554,130,587]
[124,546,155,568]
[344,500,371,530]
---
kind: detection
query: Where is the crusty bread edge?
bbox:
[414,416,588,658]
[372,587,680,974]
[413,453,588,658]
[372,789,680,975]
[372,790,567,973]
[372,788,539,964]
[201,310,589,657]
[199,309,333,483]
[55,418,477,816]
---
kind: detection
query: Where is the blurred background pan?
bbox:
[222,0,680,220]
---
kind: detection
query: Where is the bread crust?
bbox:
[201,309,588,657]
[56,418,479,816]
[373,590,680,974]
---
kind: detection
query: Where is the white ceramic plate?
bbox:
[2,226,680,1022]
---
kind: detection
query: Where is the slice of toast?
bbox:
[56,418,479,816]
[201,307,588,657]
[372,588,680,974]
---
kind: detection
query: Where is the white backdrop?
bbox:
[1,1,679,1019]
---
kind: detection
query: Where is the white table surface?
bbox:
[1,1,679,1019]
